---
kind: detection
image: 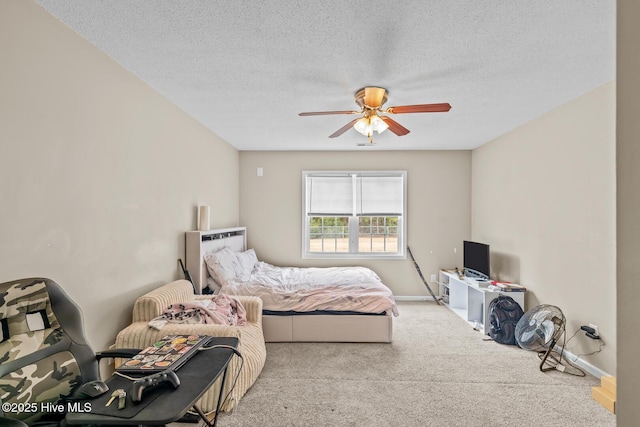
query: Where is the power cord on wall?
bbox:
[559,327,606,374]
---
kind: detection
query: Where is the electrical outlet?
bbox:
[588,323,599,337]
[430,274,436,283]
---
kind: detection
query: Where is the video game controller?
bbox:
[130,370,180,402]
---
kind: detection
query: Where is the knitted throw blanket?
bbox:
[149,293,247,330]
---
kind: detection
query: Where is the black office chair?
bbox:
[0,278,138,426]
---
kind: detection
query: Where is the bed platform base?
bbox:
[263,313,393,343]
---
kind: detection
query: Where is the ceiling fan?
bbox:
[298,86,451,143]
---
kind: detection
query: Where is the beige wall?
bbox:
[0,1,239,352]
[471,82,616,375]
[239,151,471,296]
[617,0,639,423]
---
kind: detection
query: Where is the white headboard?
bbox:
[185,226,247,294]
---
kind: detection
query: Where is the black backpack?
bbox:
[488,294,524,345]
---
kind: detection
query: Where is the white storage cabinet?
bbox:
[438,270,525,335]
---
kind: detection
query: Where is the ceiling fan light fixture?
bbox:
[353,117,373,136]
[354,114,388,137]
[370,115,389,134]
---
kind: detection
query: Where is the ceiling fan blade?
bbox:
[329,118,360,138]
[385,103,451,114]
[299,110,359,116]
[381,116,410,136]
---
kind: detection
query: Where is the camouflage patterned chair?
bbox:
[0,278,136,426]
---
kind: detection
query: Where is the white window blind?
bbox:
[307,173,404,216]
[307,175,353,215]
[356,175,403,216]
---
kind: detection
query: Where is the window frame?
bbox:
[301,170,407,260]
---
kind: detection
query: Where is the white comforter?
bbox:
[219,261,399,316]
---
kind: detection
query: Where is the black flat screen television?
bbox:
[463,241,490,279]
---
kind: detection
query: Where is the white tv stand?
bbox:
[438,270,525,335]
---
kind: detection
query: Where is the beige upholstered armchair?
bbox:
[114,280,266,413]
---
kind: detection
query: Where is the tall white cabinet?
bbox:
[438,270,525,335]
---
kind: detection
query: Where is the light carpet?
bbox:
[175,301,616,427]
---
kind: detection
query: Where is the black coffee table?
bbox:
[66,336,239,426]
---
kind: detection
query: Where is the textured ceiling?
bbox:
[35,1,615,151]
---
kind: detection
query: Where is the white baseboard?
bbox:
[394,296,434,301]
[559,347,612,379]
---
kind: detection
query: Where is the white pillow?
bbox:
[206,276,222,293]
[204,247,238,286]
[204,247,259,285]
[236,249,258,281]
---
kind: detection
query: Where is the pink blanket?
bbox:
[220,262,399,316]
[149,294,246,330]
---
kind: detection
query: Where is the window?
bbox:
[302,171,406,259]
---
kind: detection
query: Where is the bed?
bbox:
[185,227,397,343]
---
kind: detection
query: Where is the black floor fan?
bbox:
[407,246,442,305]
